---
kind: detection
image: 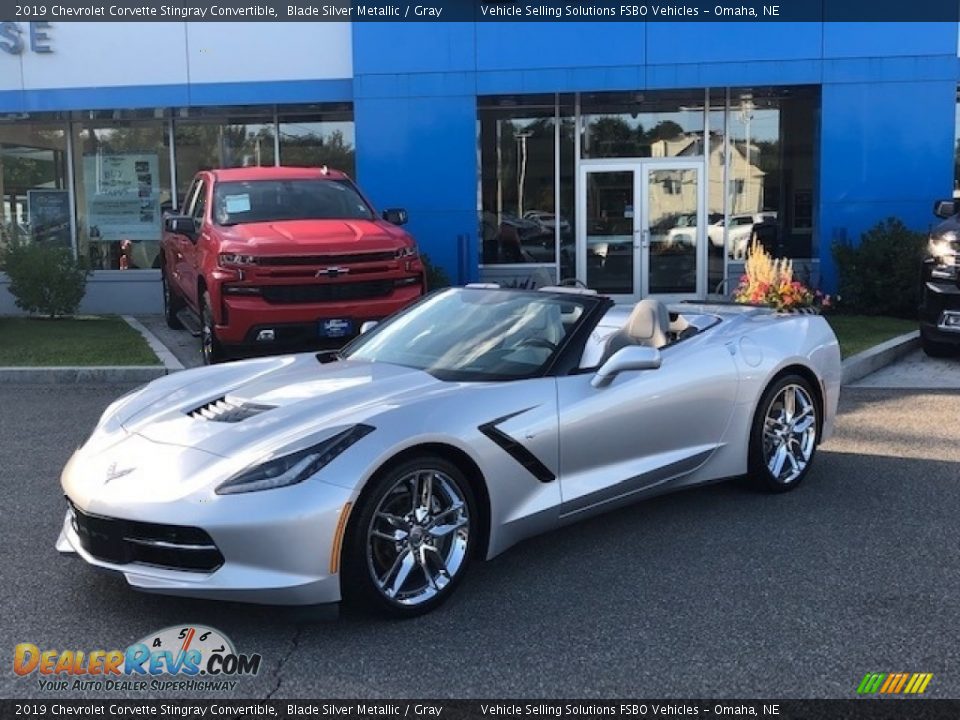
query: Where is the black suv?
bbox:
[920,198,960,357]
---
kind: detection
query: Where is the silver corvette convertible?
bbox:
[58,286,841,616]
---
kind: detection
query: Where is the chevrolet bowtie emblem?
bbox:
[105,462,134,483]
[317,266,349,278]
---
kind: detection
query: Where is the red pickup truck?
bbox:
[160,166,426,364]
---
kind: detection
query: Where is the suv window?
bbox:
[212,179,374,226]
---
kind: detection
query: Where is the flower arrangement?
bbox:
[733,240,830,312]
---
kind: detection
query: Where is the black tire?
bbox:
[162,270,184,330]
[748,373,820,493]
[921,335,956,359]
[341,455,477,618]
[200,291,226,365]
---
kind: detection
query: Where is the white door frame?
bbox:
[577,157,707,303]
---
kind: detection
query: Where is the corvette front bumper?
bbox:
[58,441,355,607]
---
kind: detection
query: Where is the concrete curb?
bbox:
[121,315,185,371]
[0,366,168,384]
[841,330,920,385]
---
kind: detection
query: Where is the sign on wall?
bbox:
[82,153,160,242]
[26,189,71,245]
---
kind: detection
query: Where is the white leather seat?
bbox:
[600,298,671,362]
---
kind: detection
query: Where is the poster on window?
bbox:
[27,190,72,246]
[83,153,161,242]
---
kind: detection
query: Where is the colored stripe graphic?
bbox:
[857,673,886,694]
[858,672,932,694]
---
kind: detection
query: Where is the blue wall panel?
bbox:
[352,22,476,75]
[817,79,956,292]
[353,94,478,283]
[475,22,646,71]
[822,22,955,59]
[646,22,822,64]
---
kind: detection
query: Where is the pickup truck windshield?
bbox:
[213,179,374,225]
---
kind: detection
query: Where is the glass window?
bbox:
[580,90,706,160]
[478,95,558,268]
[174,107,275,202]
[0,116,69,256]
[727,86,819,262]
[278,104,355,178]
[212,179,373,226]
[71,113,171,270]
[707,89,726,294]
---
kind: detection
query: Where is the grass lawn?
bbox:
[825,314,917,359]
[0,317,160,366]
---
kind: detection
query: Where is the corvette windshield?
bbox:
[340,288,590,380]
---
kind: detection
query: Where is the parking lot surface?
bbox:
[2,371,959,699]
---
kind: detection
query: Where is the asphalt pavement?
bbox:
[1,369,959,699]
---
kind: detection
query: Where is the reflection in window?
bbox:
[478,96,560,269]
[278,104,355,178]
[174,107,275,201]
[580,90,706,160]
[0,118,69,256]
[72,114,171,270]
[727,86,818,263]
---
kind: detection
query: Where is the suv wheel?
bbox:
[200,291,226,365]
[921,335,956,359]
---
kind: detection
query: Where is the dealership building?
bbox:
[0,19,956,312]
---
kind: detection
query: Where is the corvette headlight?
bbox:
[215,425,374,495]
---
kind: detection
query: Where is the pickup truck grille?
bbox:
[260,280,394,304]
[257,252,396,266]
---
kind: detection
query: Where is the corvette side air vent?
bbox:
[186,397,276,423]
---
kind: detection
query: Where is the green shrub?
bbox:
[831,217,927,318]
[421,252,451,290]
[1,241,90,317]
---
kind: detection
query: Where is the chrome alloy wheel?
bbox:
[762,383,817,484]
[366,469,470,606]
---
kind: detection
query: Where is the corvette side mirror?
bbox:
[360,321,379,335]
[591,346,661,388]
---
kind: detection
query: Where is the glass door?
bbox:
[578,163,640,300]
[641,160,703,298]
[578,159,704,301]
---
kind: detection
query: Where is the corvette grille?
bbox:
[66,500,223,573]
[187,396,275,423]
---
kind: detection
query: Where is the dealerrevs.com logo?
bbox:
[13,625,262,693]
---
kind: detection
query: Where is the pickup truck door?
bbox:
[180,178,209,309]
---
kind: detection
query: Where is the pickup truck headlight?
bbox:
[394,246,418,260]
[219,253,258,267]
[216,425,374,495]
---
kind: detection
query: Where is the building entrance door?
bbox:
[577,159,704,302]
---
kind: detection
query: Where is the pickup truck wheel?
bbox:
[162,271,184,329]
[200,291,226,365]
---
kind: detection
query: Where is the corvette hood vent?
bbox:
[186,396,276,423]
